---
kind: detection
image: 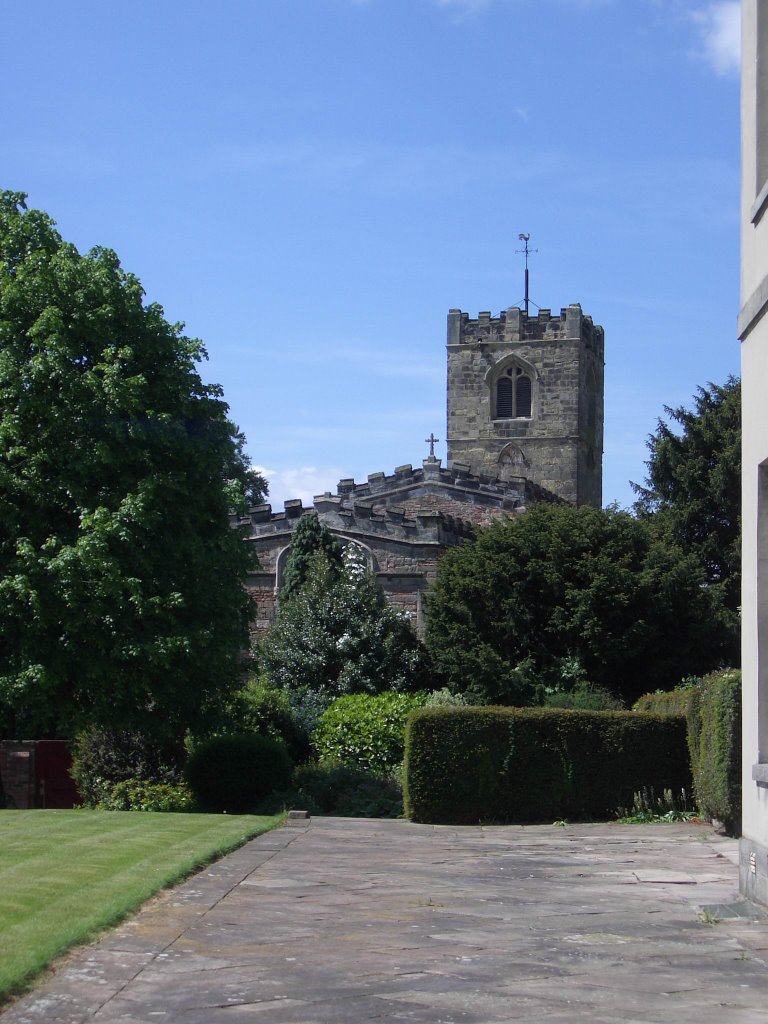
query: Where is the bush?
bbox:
[687,669,741,833]
[313,692,429,776]
[99,779,196,812]
[184,733,293,813]
[233,677,311,764]
[403,707,691,824]
[423,688,472,707]
[258,762,403,818]
[70,728,183,806]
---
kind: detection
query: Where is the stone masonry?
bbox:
[447,303,604,506]
[240,299,604,637]
[234,456,559,638]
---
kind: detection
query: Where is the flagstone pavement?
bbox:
[4,816,768,1023]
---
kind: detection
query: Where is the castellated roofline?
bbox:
[232,495,476,543]
[231,458,562,543]
[447,302,604,356]
[331,457,562,506]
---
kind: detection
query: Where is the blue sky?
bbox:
[2,0,741,509]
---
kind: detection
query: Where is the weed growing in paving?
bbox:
[615,787,696,824]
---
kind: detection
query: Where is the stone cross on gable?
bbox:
[425,433,440,458]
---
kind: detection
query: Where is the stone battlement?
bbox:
[232,457,561,541]
[334,457,555,504]
[447,303,604,353]
[233,496,476,543]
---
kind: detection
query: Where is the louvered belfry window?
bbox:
[515,375,532,417]
[496,370,532,418]
[496,377,513,417]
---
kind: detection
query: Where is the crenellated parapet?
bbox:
[230,457,563,553]
[447,303,604,356]
[333,456,560,508]
[232,492,476,545]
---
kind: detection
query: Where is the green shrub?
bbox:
[100,779,196,812]
[70,728,183,806]
[184,733,293,813]
[687,669,741,833]
[423,688,472,707]
[313,692,429,775]
[258,762,403,818]
[234,677,311,763]
[403,706,690,824]
[633,685,698,716]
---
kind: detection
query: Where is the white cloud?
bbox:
[190,139,562,196]
[252,465,346,509]
[689,1,741,76]
[431,0,613,14]
[432,0,493,18]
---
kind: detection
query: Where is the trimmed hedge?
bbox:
[687,669,741,833]
[633,689,696,716]
[404,707,690,824]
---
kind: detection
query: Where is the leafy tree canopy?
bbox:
[632,377,740,664]
[0,191,254,740]
[261,543,428,718]
[243,469,269,509]
[424,503,726,706]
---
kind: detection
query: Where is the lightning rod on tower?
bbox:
[515,233,538,315]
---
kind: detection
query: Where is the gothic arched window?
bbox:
[495,367,533,419]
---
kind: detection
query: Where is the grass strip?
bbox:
[0,809,282,1003]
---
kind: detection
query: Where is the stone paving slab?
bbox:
[3,818,768,1023]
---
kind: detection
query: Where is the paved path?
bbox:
[4,817,768,1023]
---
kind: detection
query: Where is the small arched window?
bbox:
[495,368,533,419]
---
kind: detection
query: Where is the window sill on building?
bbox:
[751,180,768,225]
[752,763,768,786]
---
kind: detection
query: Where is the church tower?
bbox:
[446,304,604,506]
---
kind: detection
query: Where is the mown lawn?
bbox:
[0,809,282,1002]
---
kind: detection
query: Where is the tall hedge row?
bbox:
[686,670,741,833]
[634,670,741,835]
[403,707,690,825]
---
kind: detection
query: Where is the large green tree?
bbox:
[633,377,740,664]
[0,191,254,739]
[424,503,726,706]
[261,543,428,718]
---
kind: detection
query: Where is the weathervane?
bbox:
[425,432,440,459]
[515,233,539,315]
